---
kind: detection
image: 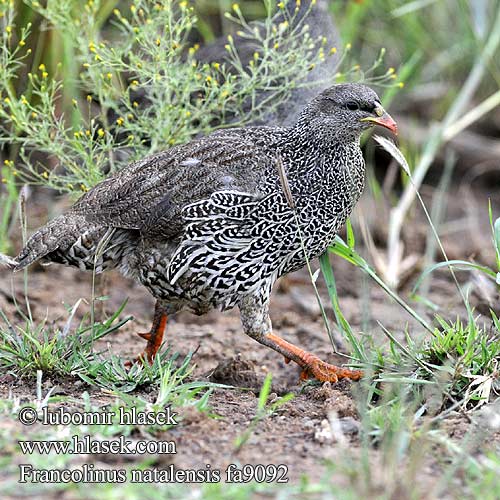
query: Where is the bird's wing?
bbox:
[74,128,279,239]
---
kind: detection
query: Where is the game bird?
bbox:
[0,83,397,383]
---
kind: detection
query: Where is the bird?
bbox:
[0,83,397,383]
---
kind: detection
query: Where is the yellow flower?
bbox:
[398,82,405,88]
[86,95,92,102]
[42,71,48,79]
[156,38,161,46]
[106,72,112,80]
[19,40,25,46]
[133,101,139,108]
[85,129,91,136]
[116,117,124,126]
[97,128,105,137]
[42,171,49,179]
[72,98,78,106]
[330,47,337,55]
[38,63,46,71]
[5,26,12,34]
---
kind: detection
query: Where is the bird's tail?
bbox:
[11,213,88,272]
[0,252,18,268]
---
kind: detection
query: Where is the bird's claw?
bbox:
[299,356,363,383]
[124,349,154,370]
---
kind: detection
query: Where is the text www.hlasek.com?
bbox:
[19,435,176,455]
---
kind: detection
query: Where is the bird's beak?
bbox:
[360,106,398,135]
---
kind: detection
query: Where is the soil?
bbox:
[0,182,499,494]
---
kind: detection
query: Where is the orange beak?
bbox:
[360,107,398,135]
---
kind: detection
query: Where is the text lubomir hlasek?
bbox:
[37,406,178,426]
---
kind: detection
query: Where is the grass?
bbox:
[234,373,294,452]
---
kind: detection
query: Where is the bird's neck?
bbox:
[281,121,361,158]
[277,125,362,176]
[273,127,366,207]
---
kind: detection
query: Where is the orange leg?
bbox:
[126,301,167,367]
[263,332,362,383]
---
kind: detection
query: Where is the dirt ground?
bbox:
[1,181,499,492]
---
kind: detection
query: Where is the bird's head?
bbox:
[297,83,397,142]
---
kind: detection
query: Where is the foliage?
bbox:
[0,0,327,195]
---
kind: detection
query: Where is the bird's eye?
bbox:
[345,101,360,111]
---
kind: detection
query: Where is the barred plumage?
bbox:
[4,83,397,383]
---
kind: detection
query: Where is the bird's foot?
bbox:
[262,333,362,384]
[124,346,155,369]
[136,331,151,341]
[124,303,168,369]
[298,353,363,383]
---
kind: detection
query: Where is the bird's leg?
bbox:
[126,301,167,366]
[239,296,362,383]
